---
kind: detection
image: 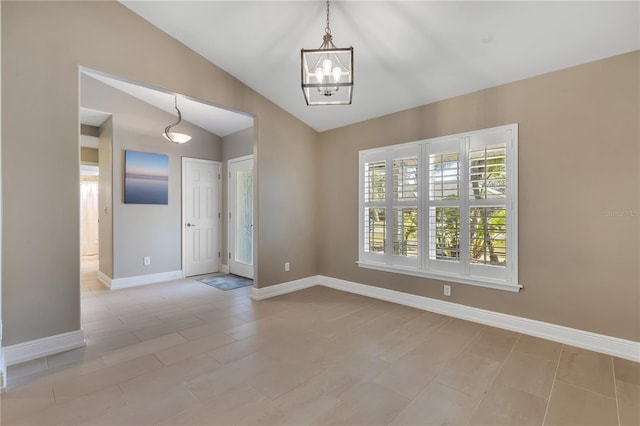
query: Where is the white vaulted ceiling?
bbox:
[120,1,639,132]
[82,70,254,137]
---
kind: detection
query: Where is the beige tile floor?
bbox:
[81,256,108,293]
[1,277,638,425]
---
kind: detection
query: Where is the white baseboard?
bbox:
[254,275,640,363]
[97,271,112,288]
[105,270,185,290]
[221,264,230,274]
[2,329,86,368]
[0,320,4,388]
[251,275,320,300]
[0,352,5,389]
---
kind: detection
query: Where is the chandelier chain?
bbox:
[325,0,331,35]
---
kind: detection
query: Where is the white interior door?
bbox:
[228,156,254,279]
[183,158,221,277]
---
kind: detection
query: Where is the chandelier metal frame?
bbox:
[301,0,353,106]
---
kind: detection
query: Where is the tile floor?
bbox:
[1,276,638,425]
[80,256,108,293]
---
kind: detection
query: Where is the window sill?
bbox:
[356,261,522,293]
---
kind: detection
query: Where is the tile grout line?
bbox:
[552,378,619,401]
[462,330,522,426]
[541,343,565,425]
[382,317,457,425]
[611,357,621,426]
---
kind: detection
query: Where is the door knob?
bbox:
[186,223,193,227]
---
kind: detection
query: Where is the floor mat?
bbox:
[197,273,253,291]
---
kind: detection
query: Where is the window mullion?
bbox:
[359,156,366,261]
[385,155,393,262]
[460,136,471,274]
[419,144,428,271]
[506,126,517,283]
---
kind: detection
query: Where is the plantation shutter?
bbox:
[358,124,519,292]
[426,138,464,274]
[391,147,420,267]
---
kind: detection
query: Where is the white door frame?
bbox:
[227,155,254,278]
[0,6,4,386]
[181,157,222,277]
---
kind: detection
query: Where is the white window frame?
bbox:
[358,124,520,292]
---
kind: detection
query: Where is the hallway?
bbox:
[81,255,106,293]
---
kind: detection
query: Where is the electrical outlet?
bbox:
[444,285,451,297]
[284,262,290,272]
[143,256,151,266]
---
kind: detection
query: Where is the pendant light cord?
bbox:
[164,95,183,138]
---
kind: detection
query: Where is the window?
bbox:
[359,124,519,292]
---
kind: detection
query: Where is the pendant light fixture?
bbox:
[163,95,192,144]
[301,0,353,105]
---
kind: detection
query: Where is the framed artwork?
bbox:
[124,150,169,204]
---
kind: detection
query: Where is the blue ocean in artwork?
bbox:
[125,151,169,205]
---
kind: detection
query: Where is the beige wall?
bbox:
[81,124,99,137]
[317,51,640,342]
[80,147,98,164]
[2,1,318,346]
[223,127,254,162]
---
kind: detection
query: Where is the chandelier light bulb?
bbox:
[315,67,325,82]
[322,59,332,76]
[332,66,341,82]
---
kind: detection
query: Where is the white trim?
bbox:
[0,4,3,388]
[221,264,230,274]
[250,276,319,300]
[96,271,112,289]
[228,154,254,163]
[2,330,86,367]
[319,276,639,362]
[250,275,640,362]
[0,350,5,389]
[357,261,521,292]
[107,270,184,290]
[227,155,255,279]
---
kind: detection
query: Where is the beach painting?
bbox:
[124,150,169,204]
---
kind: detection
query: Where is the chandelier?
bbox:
[301,0,353,105]
[163,95,192,144]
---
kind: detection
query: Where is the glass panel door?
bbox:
[228,156,254,279]
[235,168,253,266]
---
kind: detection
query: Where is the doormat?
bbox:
[197,273,253,291]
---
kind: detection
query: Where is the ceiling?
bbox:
[119,1,639,133]
[81,70,254,137]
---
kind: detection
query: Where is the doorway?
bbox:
[80,68,256,288]
[228,155,254,279]
[183,158,222,277]
[80,158,105,292]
